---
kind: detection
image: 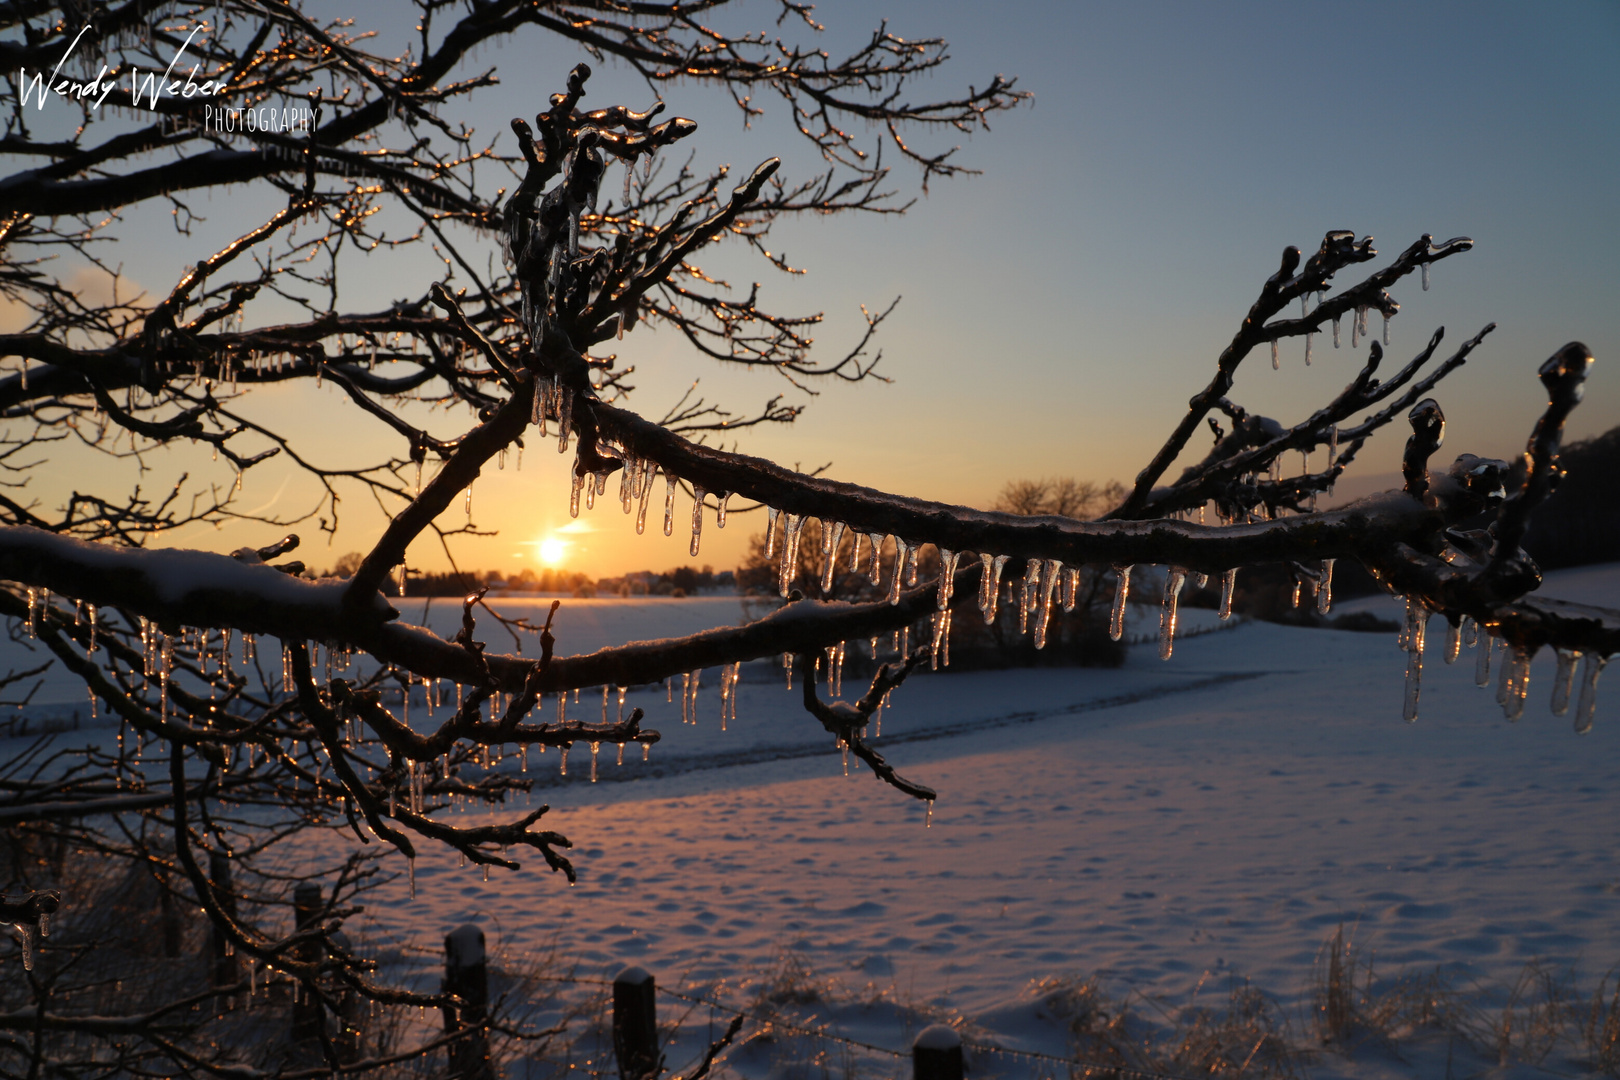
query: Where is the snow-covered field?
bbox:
[338,566,1620,1079]
[6,568,1618,1077]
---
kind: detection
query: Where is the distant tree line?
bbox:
[595,565,733,597]
[314,555,595,596]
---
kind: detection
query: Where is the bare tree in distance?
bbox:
[993,478,1126,521]
[0,0,1614,1075]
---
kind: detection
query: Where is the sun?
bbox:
[538,537,568,566]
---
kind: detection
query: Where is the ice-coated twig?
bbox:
[797,648,935,802]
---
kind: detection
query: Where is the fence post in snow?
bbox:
[614,965,660,1080]
[914,1024,963,1080]
[443,923,494,1080]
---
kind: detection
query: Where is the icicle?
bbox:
[1018,560,1041,636]
[719,666,731,729]
[819,525,842,593]
[850,531,864,572]
[1495,639,1513,705]
[1573,653,1607,734]
[1475,631,1494,687]
[929,610,947,670]
[557,388,573,453]
[978,554,1009,624]
[663,472,676,537]
[886,540,908,605]
[690,486,705,557]
[636,464,656,534]
[585,475,597,512]
[1551,649,1579,716]
[1316,559,1334,615]
[87,605,98,653]
[642,742,650,763]
[560,746,569,776]
[16,922,33,971]
[779,514,804,597]
[1271,339,1279,370]
[570,469,585,518]
[717,492,730,528]
[1217,568,1237,620]
[1462,615,1478,649]
[23,587,36,638]
[1422,262,1430,291]
[936,549,960,610]
[1034,559,1063,650]
[1053,567,1074,612]
[1444,619,1462,664]
[925,800,933,828]
[1159,568,1186,660]
[1504,647,1531,721]
[465,484,473,523]
[822,522,848,592]
[905,545,919,587]
[1332,316,1341,349]
[1403,600,1427,722]
[618,686,627,725]
[868,534,885,586]
[1109,565,1132,641]
[765,506,781,558]
[620,456,637,511]
[589,742,600,783]
[1305,333,1313,366]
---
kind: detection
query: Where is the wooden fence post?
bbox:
[443,923,493,1080]
[208,852,239,998]
[613,965,660,1080]
[290,883,324,1042]
[913,1024,963,1080]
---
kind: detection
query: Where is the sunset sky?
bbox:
[15,1,1618,579]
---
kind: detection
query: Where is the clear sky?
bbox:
[12,1,1619,580]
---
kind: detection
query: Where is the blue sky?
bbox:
[9,2,1618,576]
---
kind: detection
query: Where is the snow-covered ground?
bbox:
[6,567,1618,1077]
[340,565,1620,1079]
